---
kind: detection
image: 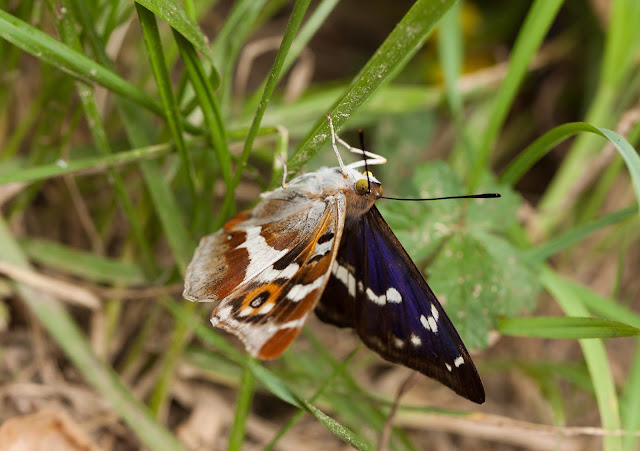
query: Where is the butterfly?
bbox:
[183,116,486,404]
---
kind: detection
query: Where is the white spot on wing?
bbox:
[334,264,356,298]
[279,317,307,330]
[420,315,429,329]
[427,316,438,333]
[430,303,439,322]
[348,273,356,298]
[256,262,300,283]
[313,238,333,257]
[287,277,325,302]
[366,287,386,305]
[257,302,274,315]
[239,227,288,284]
[445,363,452,371]
[454,356,464,367]
[386,287,402,303]
[410,334,422,346]
[393,337,405,348]
[212,306,232,325]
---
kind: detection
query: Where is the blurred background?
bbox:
[1,0,639,450]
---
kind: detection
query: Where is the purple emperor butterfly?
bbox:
[184,116,496,403]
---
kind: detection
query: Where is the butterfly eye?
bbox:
[355,178,369,195]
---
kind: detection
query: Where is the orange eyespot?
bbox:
[355,178,369,195]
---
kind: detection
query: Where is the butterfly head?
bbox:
[354,170,383,198]
[342,169,383,220]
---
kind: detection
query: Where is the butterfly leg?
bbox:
[326,115,387,171]
[326,114,349,177]
[276,154,289,188]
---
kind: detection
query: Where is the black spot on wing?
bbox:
[250,291,270,308]
[317,231,335,244]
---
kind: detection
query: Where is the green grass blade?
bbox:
[599,128,640,207]
[136,4,196,201]
[287,0,457,176]
[524,206,637,262]
[51,0,158,275]
[539,2,640,225]
[500,122,597,186]
[0,9,159,115]
[174,30,231,231]
[301,401,370,451]
[501,123,640,220]
[21,238,145,285]
[0,218,184,451]
[229,0,312,211]
[244,0,341,112]
[540,266,622,451]
[227,364,255,451]
[498,316,640,339]
[0,143,172,184]
[211,0,267,112]
[472,0,564,190]
[622,340,640,451]
[265,347,360,450]
[134,0,215,63]
[555,278,640,330]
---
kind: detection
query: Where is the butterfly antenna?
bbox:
[381,193,501,201]
[358,128,371,193]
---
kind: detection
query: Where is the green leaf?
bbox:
[498,316,640,339]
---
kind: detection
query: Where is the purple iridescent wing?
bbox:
[316,206,485,404]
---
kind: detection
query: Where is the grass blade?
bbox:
[287,0,457,176]
[498,316,640,339]
[229,0,312,213]
[540,266,622,451]
[473,0,564,189]
[136,4,196,201]
[0,218,184,451]
[134,0,215,63]
[0,143,172,184]
[227,364,255,451]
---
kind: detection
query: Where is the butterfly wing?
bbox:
[184,193,346,359]
[316,206,485,404]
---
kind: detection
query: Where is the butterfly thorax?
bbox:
[255,166,381,220]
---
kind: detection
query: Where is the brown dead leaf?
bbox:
[0,409,100,451]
